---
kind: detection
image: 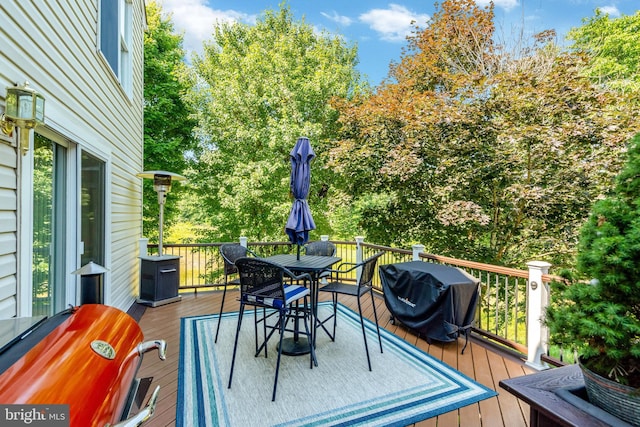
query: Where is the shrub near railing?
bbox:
[146,239,549,361]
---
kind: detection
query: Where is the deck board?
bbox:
[137,290,535,426]
[458,342,483,427]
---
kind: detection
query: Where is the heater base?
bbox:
[139,255,181,306]
[137,295,182,307]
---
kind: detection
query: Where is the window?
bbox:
[100,0,132,94]
[99,0,118,74]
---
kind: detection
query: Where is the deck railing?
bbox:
[142,237,557,369]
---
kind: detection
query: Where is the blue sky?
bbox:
[157,0,639,86]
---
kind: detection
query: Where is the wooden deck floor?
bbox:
[136,290,535,427]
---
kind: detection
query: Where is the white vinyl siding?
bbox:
[0,143,17,316]
[0,0,146,317]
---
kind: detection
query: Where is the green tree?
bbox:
[568,9,640,92]
[188,4,365,242]
[330,0,639,267]
[545,133,640,389]
[143,1,197,239]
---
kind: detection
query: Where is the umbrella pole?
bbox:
[297,244,301,260]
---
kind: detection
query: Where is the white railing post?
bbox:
[526,260,552,370]
[355,236,364,263]
[355,236,364,282]
[412,244,425,261]
[239,236,248,248]
[139,238,148,257]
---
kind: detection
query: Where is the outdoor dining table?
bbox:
[262,253,342,357]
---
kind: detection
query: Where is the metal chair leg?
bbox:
[228,305,245,389]
[253,307,271,357]
[357,297,372,371]
[214,283,227,343]
[331,293,338,340]
[302,298,318,368]
[370,290,383,353]
[255,311,281,358]
[272,310,286,401]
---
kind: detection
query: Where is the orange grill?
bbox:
[0,304,165,427]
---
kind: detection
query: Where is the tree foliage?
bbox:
[142,1,197,239]
[188,5,365,242]
[568,9,640,92]
[545,134,640,388]
[329,0,640,267]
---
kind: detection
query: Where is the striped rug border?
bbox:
[177,302,497,426]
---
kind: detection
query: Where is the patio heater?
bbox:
[136,171,186,307]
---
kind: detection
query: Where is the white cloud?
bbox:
[321,10,353,26]
[475,0,520,11]
[359,4,430,42]
[596,6,621,17]
[157,0,255,55]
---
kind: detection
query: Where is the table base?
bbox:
[279,337,311,356]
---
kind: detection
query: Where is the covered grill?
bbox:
[379,261,480,352]
[0,304,166,426]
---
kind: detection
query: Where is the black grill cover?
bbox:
[379,261,480,343]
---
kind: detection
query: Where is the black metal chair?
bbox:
[228,257,316,401]
[303,240,337,282]
[317,252,384,371]
[215,244,257,343]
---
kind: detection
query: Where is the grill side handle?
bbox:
[110,339,167,426]
[108,385,160,427]
[138,339,167,360]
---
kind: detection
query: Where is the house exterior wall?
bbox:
[0,143,18,316]
[0,0,146,317]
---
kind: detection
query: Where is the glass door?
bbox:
[81,152,105,267]
[32,134,67,317]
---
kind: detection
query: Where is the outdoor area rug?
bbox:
[177,302,497,427]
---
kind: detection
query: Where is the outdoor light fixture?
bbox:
[1,82,45,155]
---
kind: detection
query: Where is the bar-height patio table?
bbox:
[263,253,341,357]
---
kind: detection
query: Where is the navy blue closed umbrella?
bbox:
[285,137,316,259]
